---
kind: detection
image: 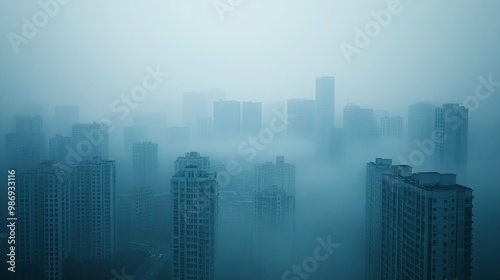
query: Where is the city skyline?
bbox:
[1,1,499,279]
[1,89,495,279]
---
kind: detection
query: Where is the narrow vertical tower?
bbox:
[315,76,335,147]
[366,158,397,280]
[5,115,46,172]
[18,162,71,280]
[434,104,468,175]
[171,162,217,280]
[70,157,116,261]
[253,156,295,278]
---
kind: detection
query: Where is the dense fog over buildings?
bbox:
[1,1,500,280]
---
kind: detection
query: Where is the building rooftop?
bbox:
[386,171,471,191]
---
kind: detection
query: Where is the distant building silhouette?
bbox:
[5,115,46,172]
[434,104,468,175]
[315,76,335,145]
[131,185,154,232]
[254,156,295,194]
[407,102,437,170]
[407,102,468,175]
[343,104,377,137]
[71,123,109,160]
[366,159,473,279]
[130,141,158,232]
[253,156,295,277]
[380,116,403,138]
[48,134,71,163]
[133,141,158,188]
[18,162,71,280]
[70,157,116,261]
[171,163,217,280]
[287,99,315,140]
[213,100,241,138]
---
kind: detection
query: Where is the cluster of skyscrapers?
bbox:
[18,158,116,279]
[1,74,475,279]
[170,153,296,280]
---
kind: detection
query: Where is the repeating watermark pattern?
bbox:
[340,0,409,63]
[282,235,340,280]
[6,170,17,273]
[7,0,71,54]
[213,0,244,21]
[110,267,135,280]
[399,74,499,167]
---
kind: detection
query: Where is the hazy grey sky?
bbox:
[1,0,499,124]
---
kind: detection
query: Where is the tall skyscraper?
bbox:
[343,104,377,137]
[70,157,116,261]
[254,156,295,194]
[206,88,226,117]
[380,115,403,138]
[171,164,218,280]
[254,186,295,239]
[175,151,210,173]
[15,115,44,134]
[315,76,335,141]
[213,101,241,138]
[287,99,315,140]
[366,158,398,280]
[241,101,262,137]
[434,104,468,175]
[18,162,71,280]
[130,142,158,232]
[71,123,109,160]
[49,134,71,163]
[407,103,468,175]
[131,185,154,231]
[367,161,473,280]
[132,141,159,187]
[253,157,295,278]
[5,115,46,172]
[407,102,437,170]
